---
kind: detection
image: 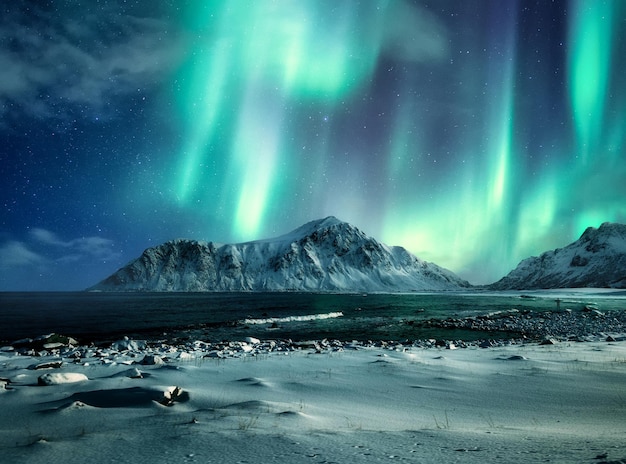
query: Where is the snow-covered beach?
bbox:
[2,329,626,463]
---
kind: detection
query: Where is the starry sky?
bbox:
[1,0,625,291]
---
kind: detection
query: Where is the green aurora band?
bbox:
[170,0,625,284]
[567,0,626,235]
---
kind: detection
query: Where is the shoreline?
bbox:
[3,306,626,358]
[2,295,626,462]
[2,289,625,346]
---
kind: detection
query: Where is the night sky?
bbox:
[1,0,625,291]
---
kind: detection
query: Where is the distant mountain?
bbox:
[490,222,626,290]
[89,216,471,292]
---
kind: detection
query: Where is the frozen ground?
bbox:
[2,338,626,463]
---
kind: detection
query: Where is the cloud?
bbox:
[0,241,47,268]
[383,1,449,63]
[0,230,123,290]
[29,228,120,262]
[0,3,183,120]
[73,236,120,261]
[30,228,69,247]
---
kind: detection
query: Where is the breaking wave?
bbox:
[242,312,344,325]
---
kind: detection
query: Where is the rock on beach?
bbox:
[38,372,88,386]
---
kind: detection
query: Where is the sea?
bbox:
[1,291,625,345]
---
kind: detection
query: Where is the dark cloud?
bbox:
[29,228,120,262]
[0,3,183,120]
[0,228,121,289]
[0,240,46,268]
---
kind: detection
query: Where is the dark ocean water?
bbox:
[1,291,625,344]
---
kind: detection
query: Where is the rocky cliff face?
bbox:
[90,217,471,292]
[490,222,626,289]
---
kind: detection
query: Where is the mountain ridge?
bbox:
[489,222,626,289]
[90,217,471,292]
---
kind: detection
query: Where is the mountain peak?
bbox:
[581,222,626,240]
[270,216,353,243]
[294,216,345,233]
[309,215,343,228]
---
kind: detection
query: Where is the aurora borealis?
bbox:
[1,0,625,290]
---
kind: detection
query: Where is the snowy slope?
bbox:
[89,217,471,292]
[490,222,626,289]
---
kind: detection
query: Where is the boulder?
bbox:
[140,354,164,365]
[32,361,63,370]
[113,367,144,379]
[14,334,78,351]
[160,386,187,406]
[112,337,147,351]
[38,372,88,386]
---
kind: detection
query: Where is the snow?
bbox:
[2,339,626,463]
[249,216,346,245]
[492,222,626,289]
[89,217,471,292]
[37,372,88,386]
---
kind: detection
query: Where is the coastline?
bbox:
[2,291,626,463]
[2,289,625,347]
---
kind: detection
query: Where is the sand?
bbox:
[1,338,626,463]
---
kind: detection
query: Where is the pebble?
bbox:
[418,309,626,343]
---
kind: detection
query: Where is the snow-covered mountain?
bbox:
[490,222,626,290]
[89,216,471,292]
